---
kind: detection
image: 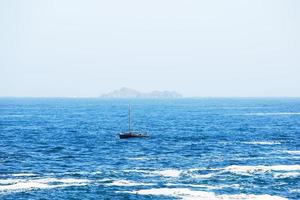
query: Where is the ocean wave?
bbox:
[127,157,152,161]
[123,165,300,179]
[126,188,287,200]
[223,165,300,175]
[220,194,288,200]
[121,168,217,180]
[0,179,21,184]
[106,180,154,186]
[282,150,300,155]
[149,165,300,179]
[12,173,38,177]
[122,169,150,173]
[187,168,221,179]
[121,165,300,180]
[243,112,300,116]
[151,169,182,177]
[122,169,182,178]
[242,141,281,145]
[0,114,31,118]
[289,189,300,193]
[274,172,300,179]
[0,177,90,193]
[165,183,240,190]
[190,173,217,179]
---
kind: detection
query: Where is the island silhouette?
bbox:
[100,87,182,99]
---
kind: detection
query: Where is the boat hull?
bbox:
[119,133,149,139]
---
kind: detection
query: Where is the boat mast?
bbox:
[128,104,131,133]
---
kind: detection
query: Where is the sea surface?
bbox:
[0,98,299,200]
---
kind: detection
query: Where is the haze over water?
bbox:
[0,98,299,199]
[1,0,300,199]
[1,0,299,97]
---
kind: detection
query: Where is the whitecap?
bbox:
[164,183,215,189]
[233,156,300,161]
[12,173,37,177]
[90,171,102,175]
[122,169,149,173]
[0,181,50,191]
[127,157,151,161]
[126,188,287,200]
[164,183,240,190]
[274,172,300,179]
[127,188,215,199]
[223,165,300,175]
[0,179,21,184]
[55,178,90,184]
[190,172,218,179]
[123,169,182,178]
[188,167,211,172]
[96,178,111,182]
[242,141,281,145]
[0,178,90,193]
[219,194,288,200]
[283,150,300,155]
[106,180,154,186]
[150,169,182,178]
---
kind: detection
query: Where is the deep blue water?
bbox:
[0,98,299,200]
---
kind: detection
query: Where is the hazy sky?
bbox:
[1,0,299,97]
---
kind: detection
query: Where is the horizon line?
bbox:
[1,96,300,99]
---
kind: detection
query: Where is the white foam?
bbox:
[122,168,219,179]
[189,184,218,190]
[124,165,300,179]
[224,165,300,175]
[165,183,216,189]
[12,173,37,177]
[122,168,217,179]
[96,178,111,182]
[165,183,240,190]
[127,157,151,161]
[283,150,300,155]
[127,188,287,200]
[106,180,154,186]
[128,188,215,199]
[151,169,182,178]
[90,171,102,175]
[0,181,50,191]
[56,178,90,184]
[188,167,208,172]
[191,172,217,179]
[233,156,300,161]
[219,194,288,200]
[244,112,300,116]
[0,179,21,184]
[124,169,182,178]
[274,172,300,179]
[0,178,90,193]
[65,171,99,175]
[242,141,281,145]
[290,188,300,193]
[122,169,149,173]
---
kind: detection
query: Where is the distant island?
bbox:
[100,87,182,99]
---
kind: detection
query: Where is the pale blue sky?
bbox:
[0,0,299,97]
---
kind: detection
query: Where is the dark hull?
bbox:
[119,133,149,139]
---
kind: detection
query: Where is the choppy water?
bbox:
[0,98,299,200]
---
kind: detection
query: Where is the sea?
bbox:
[0,98,299,200]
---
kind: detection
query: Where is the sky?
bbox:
[0,0,299,97]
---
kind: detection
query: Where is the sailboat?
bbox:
[119,104,149,139]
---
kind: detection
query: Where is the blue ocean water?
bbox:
[0,98,299,200]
